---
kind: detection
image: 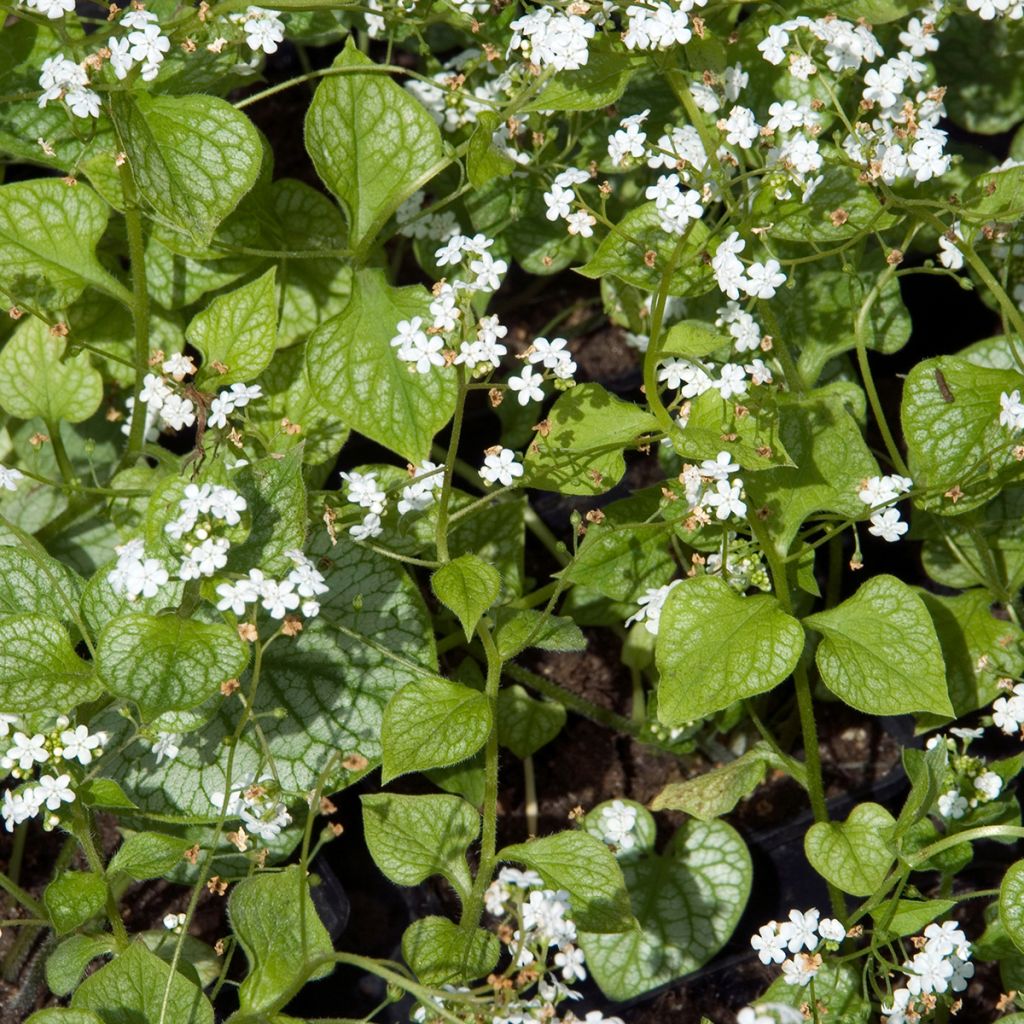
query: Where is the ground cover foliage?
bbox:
[1,0,1024,1021]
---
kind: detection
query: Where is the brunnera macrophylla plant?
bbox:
[2,0,1024,1021]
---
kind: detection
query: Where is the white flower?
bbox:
[243,6,285,53]
[868,507,908,543]
[127,24,170,67]
[625,580,680,636]
[700,451,740,481]
[751,922,788,965]
[553,944,586,982]
[29,0,75,18]
[742,260,786,300]
[704,478,746,520]
[469,253,507,293]
[736,1009,773,1024]
[904,947,954,995]
[65,87,101,119]
[260,579,300,619]
[152,733,181,764]
[163,912,187,932]
[0,465,24,491]
[544,185,573,221]
[721,106,759,149]
[159,394,196,432]
[35,773,75,810]
[480,448,523,487]
[7,732,49,772]
[975,770,1003,800]
[108,37,135,79]
[714,363,748,400]
[923,921,968,958]
[781,952,821,986]
[937,789,967,819]
[566,210,596,237]
[767,100,805,133]
[508,366,545,406]
[1000,389,1024,432]
[598,800,638,850]
[780,907,820,953]
[993,687,1024,734]
[818,917,846,943]
[162,353,197,380]
[900,17,939,56]
[57,725,103,766]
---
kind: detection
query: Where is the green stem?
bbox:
[747,514,844,918]
[852,237,915,476]
[460,623,503,930]
[117,160,152,463]
[73,807,129,948]
[8,824,26,886]
[45,421,76,487]
[435,366,468,563]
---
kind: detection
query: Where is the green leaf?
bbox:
[306,39,443,250]
[655,577,804,725]
[744,384,878,549]
[401,917,499,988]
[0,179,128,310]
[921,487,1024,593]
[561,522,674,603]
[362,793,478,900]
[1001,860,1024,954]
[0,614,100,715]
[307,268,457,461]
[0,543,83,626]
[44,872,107,936]
[188,267,278,388]
[871,898,957,940]
[901,356,1024,514]
[805,803,896,897]
[229,865,334,1015]
[113,92,262,248]
[895,743,949,838]
[0,316,103,423]
[250,343,348,465]
[523,383,658,495]
[28,1012,105,1024]
[661,319,731,360]
[97,614,250,721]
[72,941,214,1024]
[102,538,436,819]
[752,162,895,243]
[803,575,953,717]
[919,589,1023,723]
[964,163,1024,222]
[466,113,516,188]
[497,685,567,759]
[381,677,491,783]
[579,818,751,1001]
[46,935,114,998]
[785,256,911,385]
[493,608,586,659]
[107,832,195,881]
[499,830,634,934]
[577,202,713,297]
[431,555,501,641]
[650,742,789,820]
[79,779,138,812]
[524,38,635,111]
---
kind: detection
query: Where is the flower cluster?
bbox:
[926,731,1004,820]
[1,715,106,831]
[216,548,327,621]
[508,9,596,71]
[750,907,847,987]
[858,473,913,543]
[882,921,974,1023]
[212,775,292,842]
